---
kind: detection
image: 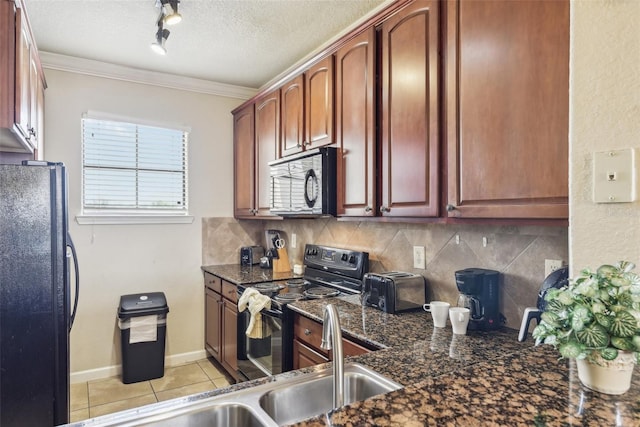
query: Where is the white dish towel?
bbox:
[237,288,272,339]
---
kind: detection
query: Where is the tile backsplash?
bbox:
[202,217,568,330]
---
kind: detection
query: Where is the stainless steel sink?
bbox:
[138,403,266,427]
[72,363,401,427]
[259,364,402,425]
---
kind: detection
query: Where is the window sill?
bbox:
[75,215,195,225]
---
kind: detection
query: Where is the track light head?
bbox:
[151,27,170,55]
[162,0,182,25]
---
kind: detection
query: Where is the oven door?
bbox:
[237,307,289,381]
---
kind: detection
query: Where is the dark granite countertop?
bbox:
[285,295,640,426]
[199,268,640,426]
[201,264,301,285]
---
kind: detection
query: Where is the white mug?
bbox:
[449,307,470,335]
[423,301,450,328]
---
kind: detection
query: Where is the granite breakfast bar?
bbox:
[199,265,640,426]
[284,295,640,426]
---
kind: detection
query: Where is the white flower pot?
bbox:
[576,351,636,395]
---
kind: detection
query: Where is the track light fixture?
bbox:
[162,0,182,26]
[151,0,181,55]
[151,18,170,55]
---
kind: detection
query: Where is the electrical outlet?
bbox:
[291,233,297,249]
[545,259,563,277]
[413,246,426,269]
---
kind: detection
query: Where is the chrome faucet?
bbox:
[320,303,344,409]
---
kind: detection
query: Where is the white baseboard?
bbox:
[70,349,209,384]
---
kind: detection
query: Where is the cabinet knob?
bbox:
[380,206,389,213]
[303,141,309,147]
[304,328,311,336]
[446,204,456,212]
[364,206,372,213]
[296,142,302,148]
[29,127,36,136]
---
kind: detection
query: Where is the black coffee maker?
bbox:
[455,268,502,331]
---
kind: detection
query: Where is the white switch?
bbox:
[413,246,426,269]
[593,148,636,203]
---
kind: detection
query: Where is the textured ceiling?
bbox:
[26,0,386,89]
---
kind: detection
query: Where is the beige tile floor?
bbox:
[70,358,232,422]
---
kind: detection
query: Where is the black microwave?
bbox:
[269,147,336,217]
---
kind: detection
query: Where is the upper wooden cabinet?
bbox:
[379,0,441,217]
[444,0,569,219]
[280,75,304,157]
[233,93,280,219]
[232,0,569,223]
[254,91,280,216]
[1,0,46,156]
[233,104,256,217]
[280,56,335,158]
[335,28,376,217]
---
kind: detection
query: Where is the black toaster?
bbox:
[240,246,264,266]
[363,272,426,314]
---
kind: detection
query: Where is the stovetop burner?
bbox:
[253,282,284,294]
[273,292,305,303]
[303,286,341,299]
[285,278,306,288]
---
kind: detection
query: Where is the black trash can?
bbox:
[118,292,169,384]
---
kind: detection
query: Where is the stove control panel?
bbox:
[303,244,369,280]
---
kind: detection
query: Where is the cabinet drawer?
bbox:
[204,273,222,293]
[221,280,238,303]
[294,314,326,354]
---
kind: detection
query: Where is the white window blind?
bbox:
[81,117,189,215]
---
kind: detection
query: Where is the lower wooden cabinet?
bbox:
[204,273,238,380]
[292,312,372,369]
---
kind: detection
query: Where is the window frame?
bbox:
[76,111,194,225]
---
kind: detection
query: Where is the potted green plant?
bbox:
[532,261,640,395]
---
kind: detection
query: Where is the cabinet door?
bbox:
[28,51,41,152]
[336,28,376,217]
[380,0,440,217]
[445,0,569,219]
[293,340,329,370]
[205,287,222,361]
[280,75,304,157]
[14,6,32,146]
[233,104,256,217]
[254,91,280,216]
[305,56,334,149]
[222,299,238,372]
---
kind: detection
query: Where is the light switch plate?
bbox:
[413,246,426,269]
[593,148,636,203]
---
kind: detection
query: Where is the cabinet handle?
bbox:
[29,127,36,136]
[364,206,372,213]
[304,328,311,336]
[296,142,302,148]
[446,204,457,212]
[380,206,389,213]
[303,141,309,147]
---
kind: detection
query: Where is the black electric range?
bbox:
[236,244,369,381]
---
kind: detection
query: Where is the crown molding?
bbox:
[39,51,258,100]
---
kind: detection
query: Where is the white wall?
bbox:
[42,69,242,379]
[570,1,640,271]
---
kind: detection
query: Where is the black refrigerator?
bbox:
[0,162,79,426]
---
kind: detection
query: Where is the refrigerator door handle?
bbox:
[67,233,79,331]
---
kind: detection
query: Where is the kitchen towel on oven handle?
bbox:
[238,288,272,338]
